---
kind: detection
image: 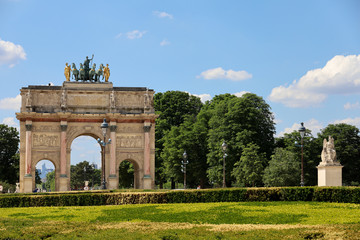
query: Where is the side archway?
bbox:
[118,159,141,189]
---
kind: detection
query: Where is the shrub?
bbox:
[1,187,359,208]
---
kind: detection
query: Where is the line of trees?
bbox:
[1,90,360,190]
[154,91,360,188]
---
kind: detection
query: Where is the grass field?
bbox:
[1,201,360,239]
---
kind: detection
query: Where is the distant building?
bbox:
[37,163,54,181]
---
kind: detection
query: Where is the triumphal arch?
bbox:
[16,57,156,193]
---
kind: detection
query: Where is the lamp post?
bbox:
[222,141,228,188]
[181,151,189,189]
[97,119,111,190]
[298,122,306,187]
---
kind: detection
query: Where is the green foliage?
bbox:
[232,143,266,187]
[2,187,360,208]
[206,93,275,186]
[44,171,55,191]
[263,148,300,187]
[0,124,19,184]
[275,129,319,186]
[118,161,134,188]
[317,123,360,185]
[35,169,41,185]
[70,161,101,190]
[154,91,203,187]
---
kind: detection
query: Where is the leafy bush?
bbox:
[1,187,360,208]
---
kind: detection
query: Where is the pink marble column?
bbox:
[25,122,32,176]
[60,123,67,177]
[109,124,117,176]
[143,123,151,177]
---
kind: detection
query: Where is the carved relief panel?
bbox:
[117,134,143,148]
[33,133,60,148]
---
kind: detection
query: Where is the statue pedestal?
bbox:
[317,164,343,187]
[59,176,69,191]
[108,175,118,190]
[23,175,33,193]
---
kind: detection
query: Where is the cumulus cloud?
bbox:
[198,67,252,81]
[278,119,323,137]
[0,95,21,110]
[233,91,249,97]
[344,101,360,110]
[2,117,19,129]
[333,117,360,128]
[160,39,170,46]
[126,30,147,39]
[153,11,173,19]
[0,38,26,67]
[269,55,360,107]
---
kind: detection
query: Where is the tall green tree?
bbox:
[232,143,266,187]
[161,114,209,188]
[154,91,203,187]
[206,93,275,186]
[0,124,19,184]
[317,123,360,185]
[263,148,300,187]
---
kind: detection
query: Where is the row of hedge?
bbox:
[0,187,359,208]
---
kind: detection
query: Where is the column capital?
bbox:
[60,125,68,131]
[25,124,32,131]
[110,125,117,132]
[143,125,151,132]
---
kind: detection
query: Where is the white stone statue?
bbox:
[319,136,340,166]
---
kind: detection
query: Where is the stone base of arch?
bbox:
[59,176,69,192]
[23,175,33,193]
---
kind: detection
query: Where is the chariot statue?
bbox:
[66,55,110,82]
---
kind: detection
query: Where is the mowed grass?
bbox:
[1,201,360,239]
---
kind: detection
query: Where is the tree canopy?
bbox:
[0,124,19,184]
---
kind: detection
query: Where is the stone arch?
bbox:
[16,81,156,192]
[118,158,141,189]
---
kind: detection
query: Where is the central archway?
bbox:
[70,135,101,190]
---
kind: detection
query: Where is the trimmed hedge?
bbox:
[0,187,359,208]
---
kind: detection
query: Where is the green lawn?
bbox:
[1,202,360,239]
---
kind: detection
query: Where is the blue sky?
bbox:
[1,0,360,169]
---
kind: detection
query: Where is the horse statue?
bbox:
[71,63,79,81]
[79,63,86,81]
[89,63,96,82]
[95,64,104,82]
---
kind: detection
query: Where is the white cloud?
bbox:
[0,38,26,67]
[153,11,173,19]
[0,95,21,110]
[333,117,360,128]
[126,30,147,39]
[2,117,19,129]
[278,119,323,137]
[195,94,212,103]
[198,67,252,81]
[233,91,249,97]
[160,39,170,46]
[269,55,360,108]
[344,101,360,110]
